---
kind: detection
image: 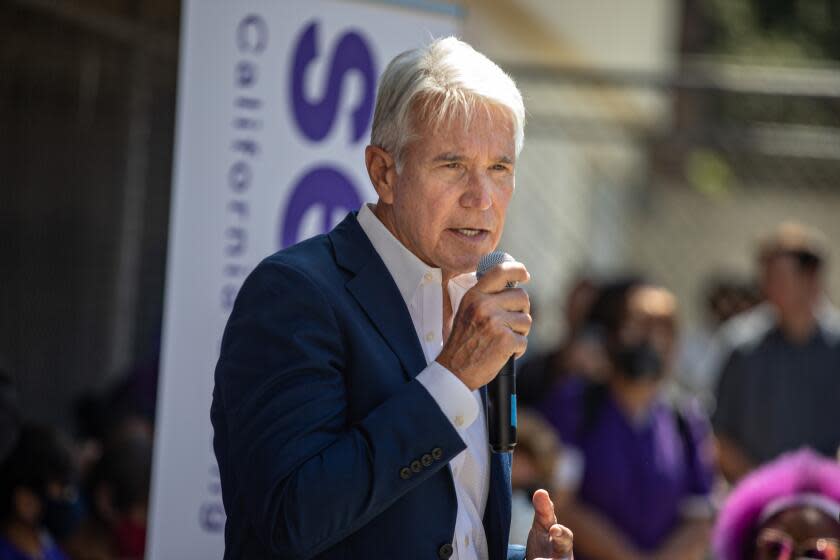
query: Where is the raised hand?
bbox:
[526,489,574,560]
[436,261,531,390]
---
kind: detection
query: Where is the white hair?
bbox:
[370,36,525,168]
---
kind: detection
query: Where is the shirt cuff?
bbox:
[417,361,480,433]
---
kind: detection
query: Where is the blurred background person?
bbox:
[517,273,606,407]
[0,424,82,560]
[713,448,840,560]
[540,282,715,560]
[713,222,840,483]
[677,274,762,409]
[521,276,645,403]
[62,416,152,560]
[71,360,157,488]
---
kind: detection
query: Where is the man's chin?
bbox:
[439,255,484,277]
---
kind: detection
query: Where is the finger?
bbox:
[475,261,530,293]
[489,287,530,314]
[531,489,557,530]
[510,332,528,359]
[502,311,532,336]
[549,524,574,556]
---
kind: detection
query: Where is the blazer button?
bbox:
[421,453,433,467]
[438,543,453,559]
[432,447,443,460]
[399,467,412,480]
[410,460,422,473]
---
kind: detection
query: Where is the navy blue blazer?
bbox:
[211,212,526,560]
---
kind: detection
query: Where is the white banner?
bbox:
[147,1,457,557]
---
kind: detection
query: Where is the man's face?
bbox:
[377,103,516,276]
[762,255,819,316]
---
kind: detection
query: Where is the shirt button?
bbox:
[424,272,434,283]
[464,534,470,547]
[425,331,435,342]
[454,415,464,427]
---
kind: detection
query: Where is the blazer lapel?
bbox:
[328,212,427,380]
[330,212,512,555]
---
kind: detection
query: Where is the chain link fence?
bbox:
[499,61,840,378]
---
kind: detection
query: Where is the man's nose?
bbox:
[459,171,492,210]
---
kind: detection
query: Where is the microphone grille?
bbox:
[476,251,515,279]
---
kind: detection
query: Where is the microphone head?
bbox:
[477,251,517,286]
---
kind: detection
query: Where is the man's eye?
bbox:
[445,162,462,169]
[491,164,509,171]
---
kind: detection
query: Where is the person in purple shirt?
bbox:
[541,284,716,560]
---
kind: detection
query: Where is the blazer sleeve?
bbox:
[213,259,467,559]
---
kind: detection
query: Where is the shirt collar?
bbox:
[358,203,438,304]
[761,300,840,346]
[357,204,477,305]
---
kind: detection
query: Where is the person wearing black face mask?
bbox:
[0,423,83,560]
[540,284,717,560]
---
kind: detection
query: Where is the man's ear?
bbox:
[365,145,397,205]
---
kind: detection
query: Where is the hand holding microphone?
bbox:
[435,251,530,453]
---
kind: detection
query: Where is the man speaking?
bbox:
[211,37,574,560]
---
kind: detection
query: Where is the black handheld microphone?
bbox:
[476,251,518,454]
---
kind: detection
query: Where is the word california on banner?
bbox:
[148,1,457,558]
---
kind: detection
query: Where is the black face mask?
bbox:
[41,488,84,540]
[613,342,663,381]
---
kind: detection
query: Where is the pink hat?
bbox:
[713,448,840,560]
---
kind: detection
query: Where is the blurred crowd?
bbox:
[0,364,154,560]
[2,220,840,560]
[509,220,840,560]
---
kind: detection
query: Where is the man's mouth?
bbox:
[455,228,484,237]
[449,227,491,241]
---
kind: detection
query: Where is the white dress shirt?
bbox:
[357,204,490,560]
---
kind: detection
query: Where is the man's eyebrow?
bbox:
[431,153,514,164]
[432,152,464,162]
